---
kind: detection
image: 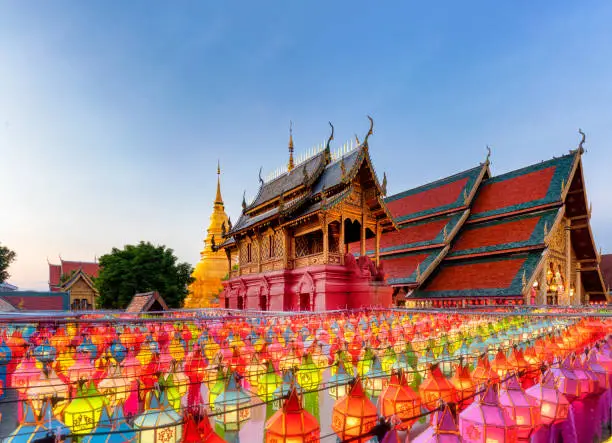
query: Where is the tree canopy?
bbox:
[0,244,16,283]
[95,241,194,309]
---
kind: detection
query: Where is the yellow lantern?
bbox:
[63,382,106,436]
[98,363,130,407]
[296,354,322,392]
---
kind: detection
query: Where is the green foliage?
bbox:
[0,244,16,283]
[59,270,77,285]
[95,241,194,309]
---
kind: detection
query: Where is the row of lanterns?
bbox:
[0,309,609,442]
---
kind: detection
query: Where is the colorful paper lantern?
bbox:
[459,383,517,443]
[331,378,378,443]
[499,374,541,441]
[378,371,421,430]
[214,372,252,432]
[64,382,106,436]
[265,387,320,443]
[419,364,456,411]
[133,389,183,443]
[525,371,570,425]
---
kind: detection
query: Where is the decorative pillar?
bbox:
[322,216,329,264]
[339,215,345,264]
[360,192,366,257]
[564,220,571,306]
[575,263,582,305]
[255,233,262,273]
[282,228,291,269]
[375,221,381,267]
[539,259,548,305]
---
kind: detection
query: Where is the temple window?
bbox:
[268,235,275,258]
[247,243,252,262]
[295,230,323,257]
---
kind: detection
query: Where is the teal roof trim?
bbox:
[385,165,484,223]
[449,209,559,258]
[412,252,543,299]
[470,153,576,221]
[385,248,445,286]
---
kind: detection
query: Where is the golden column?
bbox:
[184,162,235,308]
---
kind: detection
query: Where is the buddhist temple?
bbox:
[48,259,99,310]
[219,124,608,310]
[183,162,234,308]
[220,119,396,311]
[362,133,607,307]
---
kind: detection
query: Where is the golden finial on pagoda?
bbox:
[288,121,295,172]
[215,160,223,204]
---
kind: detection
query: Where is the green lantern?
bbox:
[134,389,182,443]
[214,372,252,432]
[296,353,322,392]
[257,360,282,402]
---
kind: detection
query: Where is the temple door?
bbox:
[259,295,268,311]
[299,293,311,311]
[237,296,244,310]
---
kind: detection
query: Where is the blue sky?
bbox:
[1,1,612,290]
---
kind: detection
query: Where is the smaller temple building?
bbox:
[49,259,100,310]
[183,163,235,308]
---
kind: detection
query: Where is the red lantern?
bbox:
[331,378,378,443]
[265,387,320,442]
[378,371,421,430]
[490,349,510,380]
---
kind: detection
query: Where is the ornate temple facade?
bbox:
[183,164,234,308]
[220,120,395,310]
[220,125,608,310]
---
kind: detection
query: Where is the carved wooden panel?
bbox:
[548,219,566,255]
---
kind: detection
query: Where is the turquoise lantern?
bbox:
[214,372,252,432]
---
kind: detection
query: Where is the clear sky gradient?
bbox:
[2,1,612,290]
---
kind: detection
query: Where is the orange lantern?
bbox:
[265,387,320,443]
[450,363,475,409]
[490,349,510,379]
[472,354,500,389]
[378,371,421,430]
[331,378,378,443]
[419,364,456,411]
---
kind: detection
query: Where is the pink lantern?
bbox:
[459,384,517,443]
[499,375,541,442]
[550,355,581,400]
[571,355,599,396]
[411,404,461,443]
[525,371,570,425]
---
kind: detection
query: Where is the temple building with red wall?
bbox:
[220,125,608,310]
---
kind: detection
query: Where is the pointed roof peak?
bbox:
[288,120,295,172]
[215,161,223,205]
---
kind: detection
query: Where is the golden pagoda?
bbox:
[184,162,234,308]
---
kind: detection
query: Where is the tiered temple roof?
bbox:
[376,143,607,303]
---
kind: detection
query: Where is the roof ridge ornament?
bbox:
[363,116,374,149]
[258,167,264,186]
[381,172,387,196]
[325,122,334,165]
[288,121,295,171]
[485,145,491,165]
[578,128,586,154]
[242,191,247,212]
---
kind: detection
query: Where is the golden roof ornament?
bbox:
[324,122,334,165]
[362,115,374,150]
[382,172,387,196]
[340,156,346,179]
[578,129,586,154]
[485,145,491,165]
[241,191,247,212]
[288,121,295,172]
[355,134,360,145]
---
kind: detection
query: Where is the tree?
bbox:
[0,244,16,283]
[95,241,194,309]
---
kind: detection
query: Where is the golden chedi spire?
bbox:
[287,121,295,172]
[215,159,223,204]
[184,163,236,308]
